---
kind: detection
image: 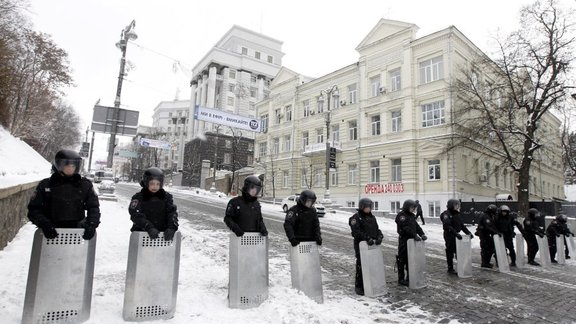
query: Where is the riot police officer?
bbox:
[349,198,383,295]
[494,205,522,267]
[523,208,545,266]
[28,149,100,239]
[284,189,322,247]
[224,175,268,237]
[546,214,574,263]
[440,199,473,274]
[395,199,426,286]
[476,204,501,268]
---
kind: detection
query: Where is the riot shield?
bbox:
[289,242,323,303]
[536,236,551,267]
[493,235,510,273]
[566,235,576,257]
[407,239,426,289]
[515,234,525,268]
[228,233,268,309]
[358,241,386,297]
[556,235,566,265]
[22,228,96,324]
[455,236,472,278]
[123,231,181,321]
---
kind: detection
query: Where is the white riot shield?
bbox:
[455,236,472,278]
[359,241,387,297]
[407,239,426,289]
[515,234,525,268]
[228,233,268,309]
[566,235,576,257]
[556,235,566,265]
[536,236,551,267]
[493,235,510,273]
[289,242,323,303]
[22,228,96,324]
[123,231,181,321]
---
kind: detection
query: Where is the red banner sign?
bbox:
[364,183,404,194]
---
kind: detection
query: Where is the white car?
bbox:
[281,194,326,217]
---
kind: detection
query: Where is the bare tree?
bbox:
[453,0,575,216]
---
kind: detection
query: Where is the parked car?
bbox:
[281,194,326,217]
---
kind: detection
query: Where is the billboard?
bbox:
[194,105,262,133]
[139,138,172,150]
[91,105,139,136]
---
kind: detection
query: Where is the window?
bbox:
[275,108,282,124]
[303,100,311,117]
[255,51,261,59]
[302,131,309,148]
[373,201,379,210]
[225,140,232,148]
[272,138,280,154]
[248,143,254,151]
[391,201,401,213]
[348,84,358,104]
[331,170,338,186]
[267,55,273,63]
[283,171,289,188]
[331,124,340,142]
[285,105,292,121]
[229,70,236,79]
[484,162,490,185]
[371,115,381,136]
[259,142,267,157]
[249,102,255,111]
[316,128,324,143]
[391,158,402,182]
[370,75,380,97]
[261,114,269,133]
[251,74,257,83]
[169,112,173,117]
[348,120,358,140]
[168,119,172,125]
[314,168,323,186]
[428,201,441,217]
[421,100,445,127]
[428,160,440,180]
[317,97,324,113]
[250,87,257,98]
[224,153,231,164]
[347,201,356,208]
[301,169,308,187]
[228,84,235,92]
[241,47,248,55]
[227,96,235,106]
[390,68,401,92]
[391,110,401,132]
[284,135,291,151]
[348,164,358,185]
[419,56,444,84]
[370,160,380,183]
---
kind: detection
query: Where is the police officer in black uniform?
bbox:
[395,199,426,286]
[546,214,574,263]
[128,167,178,240]
[523,208,545,266]
[224,175,268,237]
[349,198,383,295]
[476,204,501,268]
[28,149,100,239]
[440,199,473,274]
[494,205,522,267]
[284,189,322,247]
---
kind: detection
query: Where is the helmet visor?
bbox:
[55,158,82,174]
[247,183,262,196]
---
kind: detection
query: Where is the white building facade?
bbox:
[254,19,565,217]
[151,100,191,170]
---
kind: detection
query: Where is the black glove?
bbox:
[41,226,58,239]
[375,237,382,245]
[147,227,160,239]
[82,226,96,240]
[260,229,268,237]
[556,234,561,237]
[537,232,545,238]
[414,236,422,242]
[469,233,474,239]
[367,238,375,246]
[232,226,244,237]
[497,233,502,237]
[421,235,427,241]
[316,238,322,246]
[511,232,516,238]
[455,233,462,240]
[290,238,300,247]
[164,228,176,241]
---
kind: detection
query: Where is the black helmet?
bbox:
[447,199,460,211]
[402,199,417,213]
[486,204,498,215]
[527,208,540,219]
[53,149,82,174]
[141,167,164,188]
[298,189,317,207]
[556,214,568,223]
[358,198,374,210]
[242,175,262,195]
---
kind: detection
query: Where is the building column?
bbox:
[257,75,265,101]
[188,81,198,140]
[206,66,217,109]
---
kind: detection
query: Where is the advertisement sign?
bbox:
[139,138,172,150]
[91,105,139,136]
[194,105,262,133]
[364,183,405,194]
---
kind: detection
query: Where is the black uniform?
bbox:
[494,211,522,266]
[128,188,178,233]
[476,210,500,267]
[349,210,383,291]
[523,210,545,265]
[28,172,100,236]
[224,191,268,236]
[396,210,425,283]
[415,201,425,225]
[546,220,573,262]
[284,202,321,245]
[441,208,472,272]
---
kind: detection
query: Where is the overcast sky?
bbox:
[28,0,562,164]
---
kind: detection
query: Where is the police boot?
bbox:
[510,255,516,267]
[446,250,457,275]
[396,256,408,286]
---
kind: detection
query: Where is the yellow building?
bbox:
[254,19,564,217]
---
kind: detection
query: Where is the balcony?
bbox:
[302,141,342,156]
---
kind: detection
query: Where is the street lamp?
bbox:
[107,20,137,168]
[318,85,339,203]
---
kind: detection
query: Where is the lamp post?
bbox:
[318,85,339,203]
[107,20,137,168]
